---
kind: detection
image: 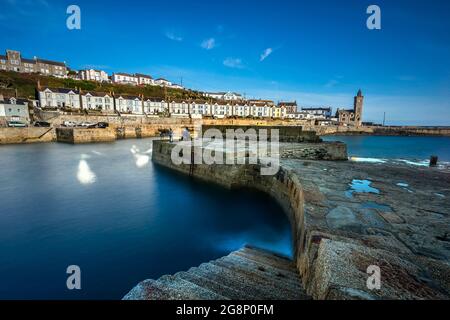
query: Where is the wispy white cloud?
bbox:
[165,32,183,42]
[223,57,244,69]
[260,48,273,61]
[201,38,216,50]
[324,79,339,88]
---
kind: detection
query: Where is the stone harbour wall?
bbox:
[201,124,322,143]
[56,127,116,144]
[0,127,56,144]
[151,141,324,298]
[150,140,450,300]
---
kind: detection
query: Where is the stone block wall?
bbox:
[201,124,321,143]
[56,128,116,144]
[0,127,56,144]
[150,141,331,298]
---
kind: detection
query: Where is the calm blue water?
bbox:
[0,139,291,300]
[323,136,450,162]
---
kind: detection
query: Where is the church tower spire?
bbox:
[354,89,364,126]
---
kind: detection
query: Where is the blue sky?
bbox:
[0,0,449,125]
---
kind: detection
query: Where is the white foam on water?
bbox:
[396,182,409,188]
[130,145,138,155]
[80,153,91,160]
[350,157,387,164]
[130,146,150,168]
[91,150,103,156]
[135,154,150,168]
[77,160,96,185]
[435,193,446,198]
[396,159,429,167]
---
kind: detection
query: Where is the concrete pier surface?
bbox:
[126,139,450,300]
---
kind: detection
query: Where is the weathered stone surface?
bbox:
[56,127,116,144]
[310,239,447,300]
[326,206,364,232]
[124,246,310,300]
[0,127,56,144]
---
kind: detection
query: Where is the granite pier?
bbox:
[125,138,450,300]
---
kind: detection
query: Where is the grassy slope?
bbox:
[0,71,210,102]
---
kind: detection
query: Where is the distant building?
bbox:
[0,49,67,78]
[115,95,143,114]
[211,102,232,118]
[155,78,172,87]
[249,101,271,117]
[233,102,252,117]
[143,98,168,115]
[135,74,154,86]
[301,107,332,119]
[112,73,139,86]
[271,105,287,119]
[169,100,190,116]
[336,89,364,126]
[190,101,211,117]
[170,83,184,90]
[80,69,110,82]
[0,96,30,125]
[279,101,297,114]
[38,87,80,109]
[81,92,114,112]
[204,91,243,101]
[247,99,275,106]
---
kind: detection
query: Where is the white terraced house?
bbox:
[169,83,183,89]
[169,100,190,117]
[81,92,114,112]
[0,96,30,125]
[154,78,172,87]
[136,74,154,86]
[211,103,232,118]
[190,101,211,118]
[272,105,287,119]
[115,95,143,114]
[204,91,243,101]
[80,69,110,82]
[250,103,271,118]
[143,98,168,114]
[233,103,252,117]
[112,73,139,85]
[300,107,332,119]
[38,88,80,109]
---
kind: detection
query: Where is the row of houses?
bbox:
[0,49,184,89]
[0,50,67,78]
[109,72,183,89]
[37,87,304,119]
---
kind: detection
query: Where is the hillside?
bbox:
[0,71,209,101]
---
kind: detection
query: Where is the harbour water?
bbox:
[323,135,450,164]
[1,135,448,300]
[0,139,291,300]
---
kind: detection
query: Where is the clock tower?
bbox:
[353,89,364,126]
